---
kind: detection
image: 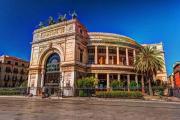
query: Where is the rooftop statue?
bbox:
[58,14,67,22]
[38,21,44,28]
[48,16,55,25]
[69,10,77,19]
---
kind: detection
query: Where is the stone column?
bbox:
[141,75,145,93]
[118,74,121,81]
[126,48,129,65]
[27,74,31,94]
[106,46,109,64]
[135,74,138,88]
[95,73,98,79]
[95,46,98,64]
[127,74,130,91]
[133,49,136,63]
[40,69,45,88]
[117,47,119,64]
[34,74,39,95]
[95,73,98,88]
[107,73,110,90]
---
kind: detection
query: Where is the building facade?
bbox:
[0,55,29,87]
[168,73,174,88]
[28,18,167,96]
[173,62,180,87]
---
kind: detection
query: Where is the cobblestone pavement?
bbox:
[0,97,180,120]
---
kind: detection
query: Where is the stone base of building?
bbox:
[29,87,74,97]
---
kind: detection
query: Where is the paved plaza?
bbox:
[0,97,180,120]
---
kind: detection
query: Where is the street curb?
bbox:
[0,96,180,104]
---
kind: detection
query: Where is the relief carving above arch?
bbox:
[38,44,65,68]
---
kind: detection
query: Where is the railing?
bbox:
[0,87,28,96]
[0,86,173,97]
[168,88,180,98]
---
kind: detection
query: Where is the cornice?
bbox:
[34,19,76,34]
[88,32,141,47]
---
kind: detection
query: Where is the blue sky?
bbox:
[0,0,179,75]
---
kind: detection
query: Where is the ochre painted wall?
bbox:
[175,72,180,87]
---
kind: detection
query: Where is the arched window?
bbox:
[44,53,61,87]
[46,53,60,72]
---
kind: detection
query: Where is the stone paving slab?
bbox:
[0,97,180,120]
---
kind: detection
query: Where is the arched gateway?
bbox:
[43,53,61,95]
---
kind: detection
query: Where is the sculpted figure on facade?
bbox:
[99,56,104,64]
[48,16,55,25]
[58,14,67,22]
[69,10,77,19]
[38,21,44,29]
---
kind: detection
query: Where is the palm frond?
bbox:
[134,46,164,77]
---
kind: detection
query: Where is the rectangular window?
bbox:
[7,61,11,64]
[80,29,83,34]
[5,67,12,73]
[119,49,126,55]
[15,62,18,66]
[88,55,94,64]
[98,47,106,53]
[13,68,18,74]
[80,49,83,63]
[109,48,116,54]
[88,48,95,53]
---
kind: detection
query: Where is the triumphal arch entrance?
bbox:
[28,14,88,96]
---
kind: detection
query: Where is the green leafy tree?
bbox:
[76,76,97,97]
[19,80,28,88]
[110,80,124,90]
[129,81,137,91]
[77,76,97,88]
[134,46,164,96]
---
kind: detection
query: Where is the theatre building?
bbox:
[28,17,167,96]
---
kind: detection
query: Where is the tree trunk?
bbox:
[148,78,153,96]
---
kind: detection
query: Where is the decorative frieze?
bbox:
[34,27,65,40]
[33,21,76,42]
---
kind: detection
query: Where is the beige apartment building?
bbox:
[143,43,168,82]
[0,55,29,87]
[28,16,167,96]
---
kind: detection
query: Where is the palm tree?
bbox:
[134,46,164,96]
